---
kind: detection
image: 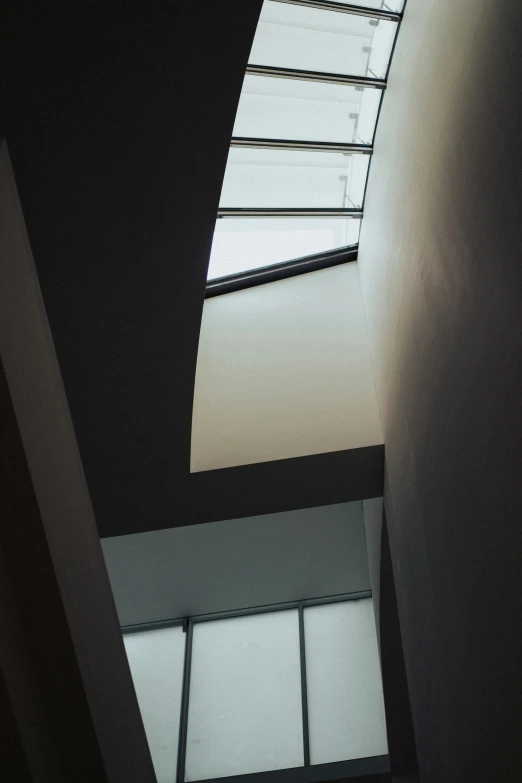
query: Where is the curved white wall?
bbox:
[191,263,382,472]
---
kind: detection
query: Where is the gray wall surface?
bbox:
[102,502,371,626]
[358,0,522,780]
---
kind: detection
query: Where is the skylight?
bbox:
[207,0,404,284]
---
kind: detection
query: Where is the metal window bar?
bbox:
[298,603,311,767]
[217,208,362,218]
[246,65,386,89]
[121,591,372,635]
[268,0,402,22]
[230,138,372,155]
[205,245,358,299]
[176,619,193,783]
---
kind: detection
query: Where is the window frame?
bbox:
[122,591,389,783]
[205,0,407,294]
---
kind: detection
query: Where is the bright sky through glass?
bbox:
[207,0,400,281]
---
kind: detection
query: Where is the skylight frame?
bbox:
[205,0,406,293]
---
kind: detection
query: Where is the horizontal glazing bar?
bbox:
[206,247,357,298]
[208,245,356,286]
[122,591,373,634]
[217,208,363,218]
[270,0,401,22]
[186,591,374,624]
[230,138,372,154]
[246,64,386,88]
[122,617,186,635]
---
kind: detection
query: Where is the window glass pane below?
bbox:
[304,599,388,765]
[185,611,303,780]
[124,627,185,783]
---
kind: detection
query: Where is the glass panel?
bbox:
[185,611,303,780]
[219,148,370,209]
[332,0,404,10]
[233,76,382,145]
[208,218,360,279]
[124,627,185,783]
[249,1,398,80]
[304,599,388,764]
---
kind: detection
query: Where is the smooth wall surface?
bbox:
[103,502,371,626]
[358,0,522,780]
[191,263,382,472]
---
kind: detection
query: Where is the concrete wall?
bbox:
[191,263,382,472]
[102,502,370,626]
[357,0,522,780]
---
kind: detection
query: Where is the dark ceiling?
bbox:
[1,2,383,537]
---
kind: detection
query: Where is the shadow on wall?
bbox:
[357,0,522,780]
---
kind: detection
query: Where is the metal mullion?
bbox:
[230,138,372,154]
[176,619,193,783]
[246,64,386,89]
[298,604,311,767]
[217,208,362,218]
[269,0,401,22]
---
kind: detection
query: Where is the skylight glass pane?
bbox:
[332,0,404,11]
[208,218,360,280]
[249,2,398,80]
[219,148,370,209]
[124,627,185,783]
[233,76,382,145]
[185,611,303,780]
[304,599,388,765]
